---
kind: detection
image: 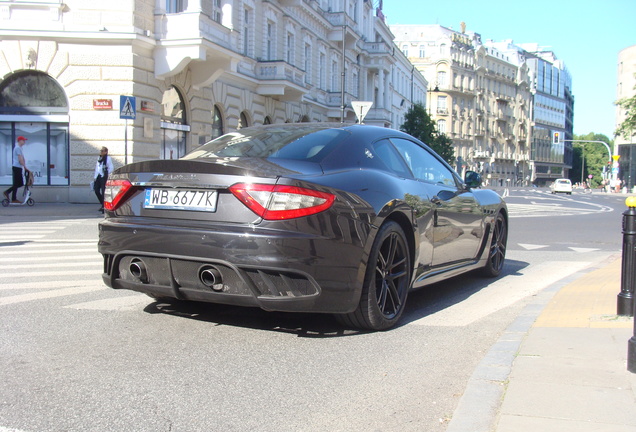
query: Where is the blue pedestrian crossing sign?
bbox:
[120,95,136,119]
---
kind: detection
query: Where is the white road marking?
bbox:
[569,247,601,253]
[0,286,103,306]
[518,243,549,250]
[410,260,592,327]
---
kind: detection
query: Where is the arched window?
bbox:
[263,116,272,125]
[211,105,224,139]
[0,71,69,186]
[160,86,188,159]
[238,111,249,129]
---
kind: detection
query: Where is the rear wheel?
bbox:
[336,221,411,331]
[481,212,507,277]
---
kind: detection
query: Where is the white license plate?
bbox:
[143,188,218,212]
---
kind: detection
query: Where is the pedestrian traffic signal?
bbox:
[553,132,560,145]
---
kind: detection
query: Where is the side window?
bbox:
[372,139,411,178]
[390,138,457,187]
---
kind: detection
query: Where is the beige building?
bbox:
[616,44,636,189]
[391,24,574,186]
[0,0,427,203]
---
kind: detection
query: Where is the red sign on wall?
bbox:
[93,99,113,110]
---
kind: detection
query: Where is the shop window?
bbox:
[0,71,69,186]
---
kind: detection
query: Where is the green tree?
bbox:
[572,133,612,188]
[615,79,636,140]
[400,102,455,165]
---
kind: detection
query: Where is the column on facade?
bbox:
[377,69,384,109]
[185,0,202,12]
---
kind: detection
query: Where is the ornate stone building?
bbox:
[616,44,636,190]
[0,0,427,202]
[391,24,573,186]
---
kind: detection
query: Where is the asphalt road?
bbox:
[0,188,627,432]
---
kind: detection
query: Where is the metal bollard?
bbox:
[624,197,636,373]
[618,197,636,316]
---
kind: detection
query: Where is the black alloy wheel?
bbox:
[336,221,411,331]
[481,212,507,277]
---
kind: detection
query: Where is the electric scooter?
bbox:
[2,170,35,207]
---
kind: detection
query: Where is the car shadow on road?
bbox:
[400,258,529,326]
[141,258,529,337]
[143,300,365,338]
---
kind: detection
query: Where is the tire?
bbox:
[481,212,507,277]
[27,198,34,206]
[336,221,411,331]
[1,199,8,207]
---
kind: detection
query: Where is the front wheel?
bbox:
[1,199,8,207]
[336,221,411,331]
[27,198,34,206]
[481,212,507,277]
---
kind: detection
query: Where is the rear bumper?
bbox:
[98,219,367,313]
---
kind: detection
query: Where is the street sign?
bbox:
[120,96,136,120]
[352,101,373,124]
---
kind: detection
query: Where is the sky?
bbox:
[381,0,636,139]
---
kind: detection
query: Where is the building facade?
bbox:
[390,24,574,186]
[616,44,636,190]
[0,0,427,203]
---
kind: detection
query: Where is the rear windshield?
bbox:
[183,126,350,162]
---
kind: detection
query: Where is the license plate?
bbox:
[143,188,218,212]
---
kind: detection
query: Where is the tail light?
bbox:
[104,179,137,211]
[229,183,335,220]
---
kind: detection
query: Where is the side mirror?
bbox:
[464,170,482,189]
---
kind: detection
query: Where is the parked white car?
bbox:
[550,178,573,194]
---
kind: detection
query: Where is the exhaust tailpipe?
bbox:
[129,259,148,283]
[199,266,223,291]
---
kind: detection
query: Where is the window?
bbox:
[319,53,326,90]
[437,95,447,114]
[391,138,456,186]
[402,44,408,56]
[331,60,338,92]
[243,9,250,56]
[0,71,69,186]
[238,111,249,129]
[437,119,446,134]
[161,86,188,159]
[267,23,275,60]
[211,105,224,139]
[287,32,295,65]
[263,116,272,125]
[419,45,426,58]
[304,43,311,85]
[212,0,222,23]
[437,71,447,87]
[166,0,185,13]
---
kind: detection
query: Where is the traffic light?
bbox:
[552,132,560,145]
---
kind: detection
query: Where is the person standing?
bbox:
[3,136,28,203]
[93,146,114,213]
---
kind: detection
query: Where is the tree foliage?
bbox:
[400,103,455,165]
[571,133,612,188]
[615,80,636,140]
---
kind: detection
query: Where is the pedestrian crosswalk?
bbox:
[0,218,147,310]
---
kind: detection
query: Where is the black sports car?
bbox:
[98,123,507,330]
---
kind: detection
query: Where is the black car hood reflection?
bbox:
[115,157,323,178]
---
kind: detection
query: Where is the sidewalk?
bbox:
[448,255,636,432]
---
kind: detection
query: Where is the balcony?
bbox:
[324,12,358,48]
[255,61,307,101]
[154,10,238,88]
